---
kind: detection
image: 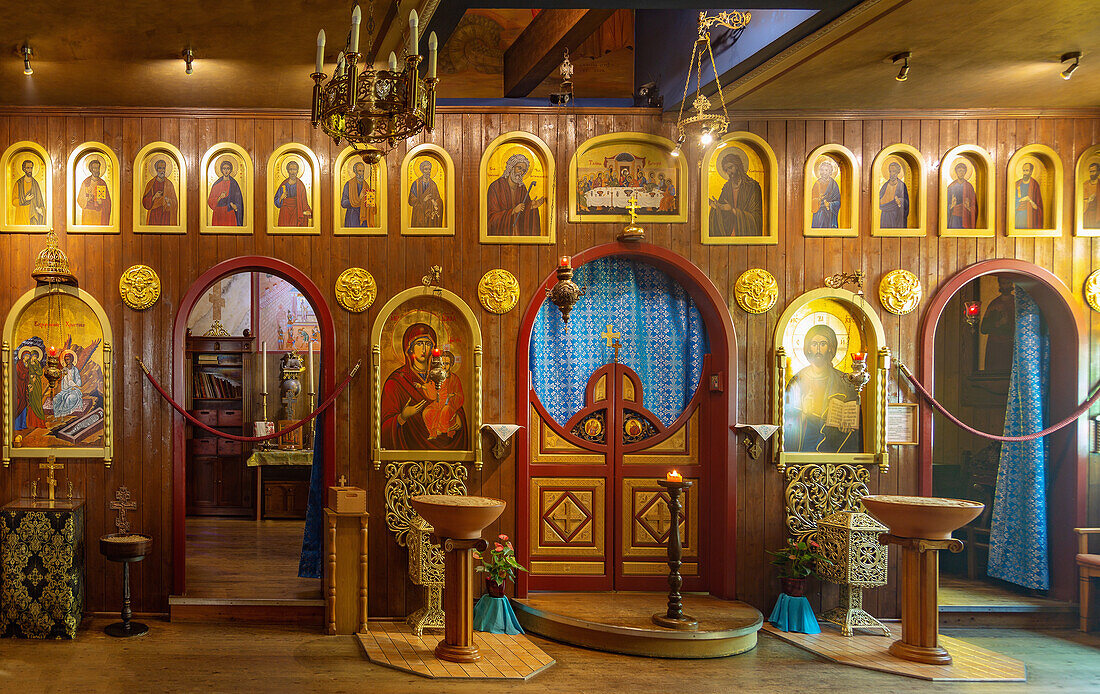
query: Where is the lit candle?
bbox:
[432,348,441,357]
[261,341,267,395]
[666,470,682,483]
[49,346,56,356]
[428,31,438,79]
[388,51,398,72]
[308,341,315,394]
[559,256,570,268]
[350,5,361,54]
[852,352,867,362]
[409,9,419,57]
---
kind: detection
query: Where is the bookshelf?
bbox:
[185,334,255,517]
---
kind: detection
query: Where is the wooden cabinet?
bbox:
[262,480,309,518]
[185,335,255,517]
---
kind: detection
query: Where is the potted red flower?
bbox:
[474,534,527,597]
[767,538,830,597]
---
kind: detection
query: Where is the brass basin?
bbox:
[861,495,984,540]
[410,494,506,540]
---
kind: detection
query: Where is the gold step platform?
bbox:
[513,592,762,659]
[357,622,555,680]
[762,624,1026,682]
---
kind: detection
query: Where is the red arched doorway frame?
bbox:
[514,242,739,600]
[918,258,1087,601]
[171,256,337,594]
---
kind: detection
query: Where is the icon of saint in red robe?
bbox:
[273,160,312,227]
[486,153,545,236]
[380,323,468,451]
[208,158,245,226]
[77,157,111,226]
[141,159,179,226]
[1014,162,1044,229]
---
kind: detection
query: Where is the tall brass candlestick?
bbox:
[653,478,697,630]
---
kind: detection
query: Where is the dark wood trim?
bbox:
[503,9,615,97]
[917,258,1087,602]
[171,255,338,595]
[514,242,738,600]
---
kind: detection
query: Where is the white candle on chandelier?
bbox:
[409,9,419,57]
[315,30,326,74]
[350,5,361,54]
[388,51,398,72]
[428,31,438,79]
[309,341,315,394]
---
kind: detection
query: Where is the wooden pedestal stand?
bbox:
[435,536,489,663]
[880,534,964,665]
[653,479,697,631]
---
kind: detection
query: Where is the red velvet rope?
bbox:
[136,357,360,442]
[897,362,1100,442]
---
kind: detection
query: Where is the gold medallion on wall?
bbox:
[1085,269,1100,312]
[733,268,778,314]
[334,267,377,313]
[118,264,161,310]
[478,269,520,314]
[878,269,922,315]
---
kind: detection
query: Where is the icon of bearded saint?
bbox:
[486,153,546,236]
[783,324,862,453]
[379,323,468,451]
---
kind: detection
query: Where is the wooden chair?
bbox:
[1076,527,1100,631]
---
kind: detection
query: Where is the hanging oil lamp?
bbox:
[428,348,448,388]
[845,352,870,394]
[547,256,586,325]
[32,232,77,390]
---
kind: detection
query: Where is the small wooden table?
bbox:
[246,449,313,520]
[323,508,369,635]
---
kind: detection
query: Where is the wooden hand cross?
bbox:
[109,486,138,535]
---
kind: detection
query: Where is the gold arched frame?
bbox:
[333,146,388,236]
[803,144,859,237]
[401,143,456,236]
[132,141,187,234]
[479,131,556,245]
[2,284,114,466]
[701,131,779,245]
[67,141,121,233]
[370,284,483,470]
[267,143,321,235]
[199,142,254,235]
[1,141,53,233]
[870,143,926,237]
[569,131,688,223]
[1006,143,1063,238]
[1073,144,1100,237]
[772,287,890,472]
[938,144,995,238]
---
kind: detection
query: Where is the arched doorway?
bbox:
[170,256,336,594]
[919,259,1087,602]
[515,243,738,599]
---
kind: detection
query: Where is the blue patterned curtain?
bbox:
[531,256,708,427]
[987,287,1049,590]
[298,412,324,578]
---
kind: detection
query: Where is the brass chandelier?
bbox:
[310,1,439,164]
[673,11,751,155]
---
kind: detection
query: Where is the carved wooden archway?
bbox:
[170,256,337,594]
[918,258,1087,601]
[514,242,738,599]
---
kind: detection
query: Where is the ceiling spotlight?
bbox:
[892,51,911,82]
[1061,51,1081,80]
[21,44,32,76]
[183,48,194,75]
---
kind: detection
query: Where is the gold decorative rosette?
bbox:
[733,268,778,314]
[477,269,520,315]
[878,269,922,315]
[334,267,377,313]
[118,265,161,310]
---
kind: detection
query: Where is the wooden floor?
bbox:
[184,517,321,600]
[514,592,762,658]
[5,619,1099,692]
[763,624,1026,682]
[357,622,555,680]
[939,575,1071,608]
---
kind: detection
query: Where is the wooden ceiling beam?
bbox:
[503,9,615,97]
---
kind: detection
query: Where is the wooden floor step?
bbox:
[169,596,324,626]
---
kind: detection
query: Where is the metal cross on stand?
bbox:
[626,194,639,220]
[601,323,622,363]
[109,486,137,535]
[39,457,64,502]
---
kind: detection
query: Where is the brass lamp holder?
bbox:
[732,424,779,460]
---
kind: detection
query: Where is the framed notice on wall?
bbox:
[886,402,918,446]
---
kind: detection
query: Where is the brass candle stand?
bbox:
[653,479,697,630]
[258,391,276,450]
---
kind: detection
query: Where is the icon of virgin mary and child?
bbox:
[380,323,468,451]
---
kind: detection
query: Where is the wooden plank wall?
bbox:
[0,108,1096,619]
